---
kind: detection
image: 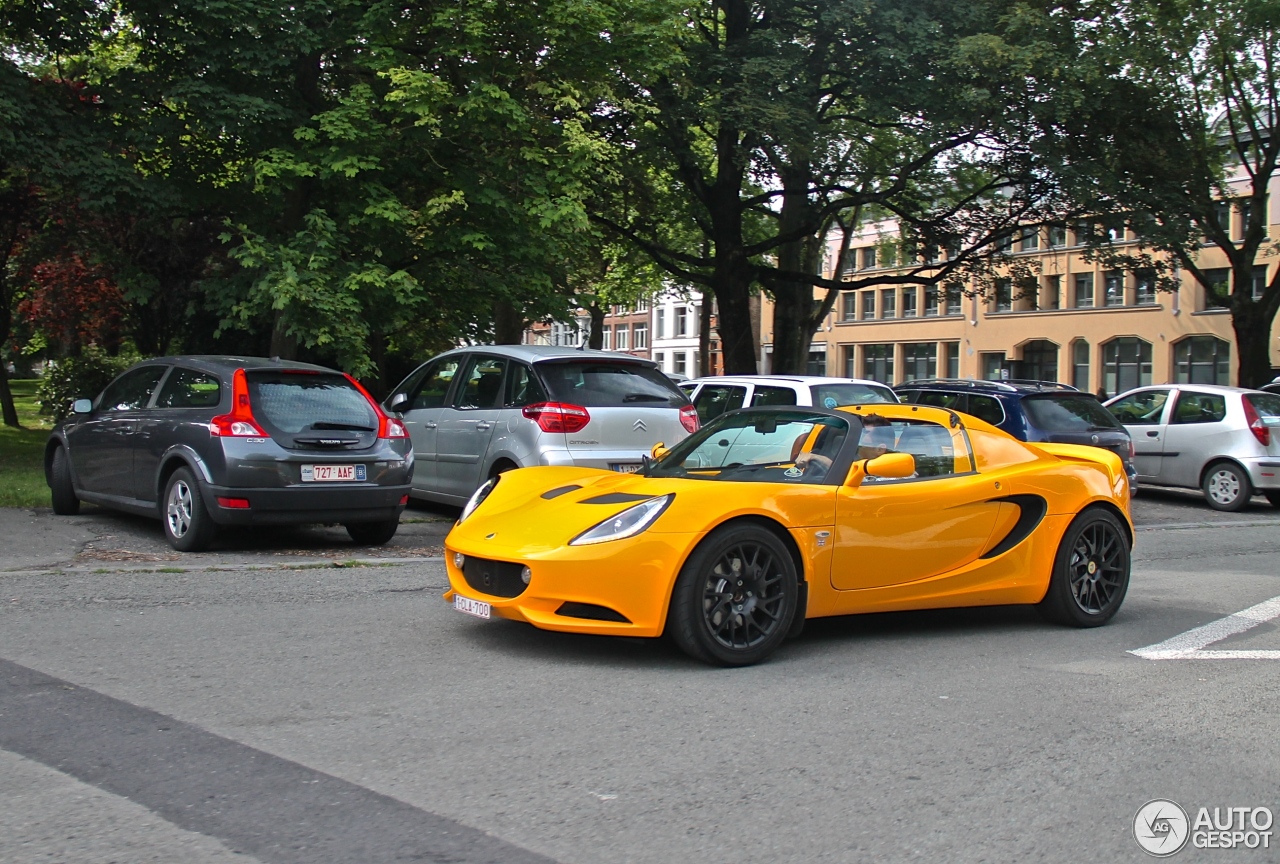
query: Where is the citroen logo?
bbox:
[632,419,648,431]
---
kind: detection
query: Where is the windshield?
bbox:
[536,361,686,407]
[810,382,896,409]
[1022,394,1122,431]
[649,410,852,484]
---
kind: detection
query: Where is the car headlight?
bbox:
[569,494,673,546]
[458,476,498,524]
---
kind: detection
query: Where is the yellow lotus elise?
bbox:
[443,403,1133,666]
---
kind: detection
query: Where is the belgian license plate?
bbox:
[454,595,491,619]
[301,464,366,482]
[611,463,642,473]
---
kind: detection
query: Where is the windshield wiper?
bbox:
[310,422,376,432]
[622,393,669,403]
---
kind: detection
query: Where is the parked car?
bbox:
[678,375,897,425]
[444,403,1133,666]
[895,379,1136,480]
[384,346,697,505]
[1104,384,1280,511]
[1261,376,1280,396]
[45,356,414,551]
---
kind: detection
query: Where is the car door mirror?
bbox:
[866,452,916,479]
[651,442,668,460]
[387,393,408,413]
[72,398,93,415]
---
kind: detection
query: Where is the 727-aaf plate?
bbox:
[454,595,491,619]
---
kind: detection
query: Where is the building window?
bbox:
[943,341,960,378]
[862,344,894,384]
[1135,270,1157,305]
[880,289,896,319]
[861,291,876,320]
[1021,340,1059,382]
[1047,224,1067,247]
[861,246,877,270]
[1074,273,1095,308]
[635,298,648,313]
[841,292,858,321]
[674,307,687,337]
[1212,200,1232,235]
[1174,336,1231,385]
[653,351,665,370]
[902,343,938,382]
[943,284,964,315]
[1020,226,1040,251]
[1104,270,1125,306]
[1041,275,1060,310]
[656,307,666,339]
[1073,220,1095,246]
[981,352,1006,380]
[673,352,687,376]
[1102,337,1153,395]
[1253,265,1269,301]
[601,325,612,350]
[806,349,826,376]
[615,324,630,351]
[1200,267,1231,308]
[902,287,918,318]
[998,231,1015,253]
[842,345,857,378]
[924,285,940,317]
[687,306,698,336]
[994,278,1012,312]
[633,322,648,349]
[1072,340,1090,391]
[1102,218,1125,243]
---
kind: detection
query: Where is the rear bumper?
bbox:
[199,482,411,526]
[1240,459,1280,491]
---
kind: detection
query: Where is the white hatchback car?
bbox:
[679,375,897,425]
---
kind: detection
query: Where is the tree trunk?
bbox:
[269,310,299,360]
[493,301,525,344]
[698,295,712,376]
[1231,304,1276,389]
[713,273,758,374]
[770,279,814,375]
[587,303,604,350]
[0,363,18,428]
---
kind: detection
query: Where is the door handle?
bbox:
[475,422,493,431]
[423,421,438,429]
[1146,430,1159,437]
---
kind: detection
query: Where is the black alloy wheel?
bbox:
[667,523,798,666]
[49,446,80,516]
[345,519,400,546]
[162,467,218,552]
[1038,508,1130,627]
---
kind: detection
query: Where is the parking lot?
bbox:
[3,491,1280,863]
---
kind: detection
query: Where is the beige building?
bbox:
[758,205,1279,395]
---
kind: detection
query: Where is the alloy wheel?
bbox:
[167,479,193,538]
[700,541,788,649]
[1067,520,1125,615]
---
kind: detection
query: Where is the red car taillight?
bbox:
[679,404,699,434]
[522,402,591,434]
[209,369,267,437]
[1243,395,1270,446]
[344,373,409,439]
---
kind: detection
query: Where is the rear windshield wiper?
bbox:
[310,422,376,432]
[622,393,670,403]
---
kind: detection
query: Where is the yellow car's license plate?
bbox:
[454,595,491,619]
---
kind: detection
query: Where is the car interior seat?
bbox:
[895,425,952,477]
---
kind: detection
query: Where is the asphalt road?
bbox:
[2,491,1279,863]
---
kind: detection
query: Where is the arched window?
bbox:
[1174,336,1231,385]
[1021,340,1059,383]
[1102,337,1153,395]
[1071,340,1090,391]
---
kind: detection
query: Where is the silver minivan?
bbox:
[385,345,697,504]
[1104,384,1280,511]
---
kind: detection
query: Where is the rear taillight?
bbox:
[344,374,409,439]
[679,404,699,434]
[210,369,267,437]
[1129,437,1136,459]
[1243,396,1270,446]
[522,402,590,434]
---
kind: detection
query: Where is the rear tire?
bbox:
[1037,508,1130,627]
[49,446,80,515]
[162,468,217,552]
[1266,491,1280,509]
[346,519,399,546]
[667,523,798,666]
[1202,461,1251,512]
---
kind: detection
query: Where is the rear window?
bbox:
[535,361,685,408]
[246,371,378,434]
[1022,394,1121,432]
[810,383,896,408]
[1247,392,1280,422]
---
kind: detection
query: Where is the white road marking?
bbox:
[1129,595,1280,660]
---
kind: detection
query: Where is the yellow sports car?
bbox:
[443,403,1133,666]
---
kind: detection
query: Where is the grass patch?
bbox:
[0,379,53,509]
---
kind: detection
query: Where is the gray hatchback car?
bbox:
[46,356,414,551]
[384,345,698,504]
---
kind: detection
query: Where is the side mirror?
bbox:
[650,441,668,460]
[72,399,93,415]
[866,452,916,479]
[387,393,408,413]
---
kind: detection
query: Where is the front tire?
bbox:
[49,446,80,515]
[162,468,217,552]
[1203,461,1251,512]
[1038,508,1130,627]
[345,519,399,546]
[667,523,798,666]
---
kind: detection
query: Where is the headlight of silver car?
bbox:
[458,476,498,524]
[569,494,673,546]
